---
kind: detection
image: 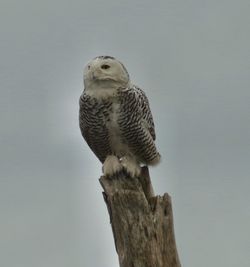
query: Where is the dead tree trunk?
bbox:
[99,166,181,267]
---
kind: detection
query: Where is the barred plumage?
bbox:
[79,56,160,177]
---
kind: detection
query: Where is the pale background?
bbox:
[0,0,249,266]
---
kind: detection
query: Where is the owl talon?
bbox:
[103,155,123,177]
[120,156,141,178]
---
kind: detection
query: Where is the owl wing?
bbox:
[118,85,159,163]
[133,86,156,140]
[79,93,95,154]
[79,92,110,163]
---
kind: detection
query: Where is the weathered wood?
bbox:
[99,166,181,267]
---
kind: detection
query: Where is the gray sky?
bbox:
[0,0,249,266]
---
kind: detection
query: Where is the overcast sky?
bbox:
[0,0,249,266]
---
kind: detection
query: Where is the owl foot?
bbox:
[120,156,141,178]
[102,155,123,177]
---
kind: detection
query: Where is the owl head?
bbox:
[83,56,130,89]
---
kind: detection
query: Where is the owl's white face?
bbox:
[83,56,130,90]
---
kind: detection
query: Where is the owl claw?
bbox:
[120,156,141,178]
[103,155,123,177]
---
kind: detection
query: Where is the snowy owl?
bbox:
[79,56,160,177]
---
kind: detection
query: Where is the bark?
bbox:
[99,166,181,267]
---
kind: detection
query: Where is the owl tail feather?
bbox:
[148,153,161,166]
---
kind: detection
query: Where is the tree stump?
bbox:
[99,166,181,267]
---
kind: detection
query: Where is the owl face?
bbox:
[84,56,130,88]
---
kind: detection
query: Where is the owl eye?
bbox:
[101,64,110,69]
[87,65,91,69]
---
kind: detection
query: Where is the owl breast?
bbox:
[105,101,131,157]
[79,92,131,162]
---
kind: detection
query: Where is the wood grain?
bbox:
[99,166,181,267]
